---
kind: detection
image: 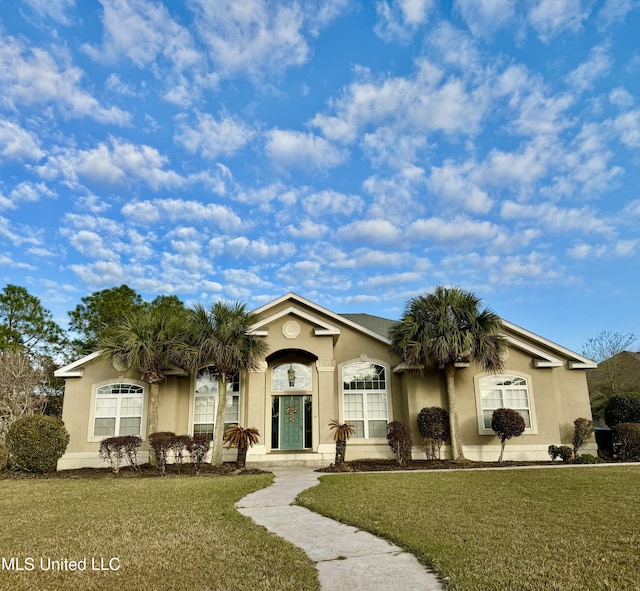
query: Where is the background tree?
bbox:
[99,307,191,438]
[491,408,526,462]
[0,284,66,357]
[0,350,44,440]
[603,396,640,429]
[68,285,144,356]
[581,330,637,363]
[185,302,267,467]
[390,285,506,461]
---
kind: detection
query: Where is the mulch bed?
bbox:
[317,458,562,473]
[0,463,268,480]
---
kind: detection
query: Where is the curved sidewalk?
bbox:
[236,467,443,591]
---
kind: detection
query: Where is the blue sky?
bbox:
[0,0,638,353]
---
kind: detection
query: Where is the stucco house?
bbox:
[55,292,597,470]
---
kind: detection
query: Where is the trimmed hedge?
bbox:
[6,415,70,472]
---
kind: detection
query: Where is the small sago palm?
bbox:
[223,426,260,469]
[390,285,506,461]
[329,419,355,467]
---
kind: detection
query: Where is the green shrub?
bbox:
[417,407,450,459]
[572,417,594,458]
[573,454,605,464]
[548,445,573,463]
[99,435,142,473]
[6,415,69,472]
[491,408,526,462]
[168,435,192,473]
[615,423,640,461]
[604,396,640,428]
[386,421,412,465]
[187,434,210,474]
[148,431,176,476]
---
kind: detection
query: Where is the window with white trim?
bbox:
[94,383,144,437]
[193,367,240,439]
[479,375,532,430]
[343,361,388,438]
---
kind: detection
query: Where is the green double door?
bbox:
[279,395,304,450]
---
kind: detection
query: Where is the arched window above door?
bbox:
[271,362,312,392]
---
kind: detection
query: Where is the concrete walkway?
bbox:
[236,467,443,591]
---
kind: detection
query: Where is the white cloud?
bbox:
[83,0,201,70]
[10,182,56,205]
[192,0,312,79]
[335,219,402,243]
[226,236,296,259]
[407,216,500,246]
[36,137,184,189]
[363,166,427,223]
[527,0,591,42]
[0,36,130,124]
[68,230,119,260]
[566,45,612,92]
[175,112,255,159]
[598,0,639,30]
[286,220,329,239]
[427,160,493,214]
[302,190,364,217]
[122,198,242,230]
[609,87,634,108]
[567,239,639,259]
[21,0,76,25]
[454,0,516,39]
[500,201,614,235]
[358,271,423,287]
[0,216,43,246]
[265,129,346,171]
[0,118,43,161]
[312,61,487,154]
[494,251,564,284]
[374,0,434,41]
[612,109,640,147]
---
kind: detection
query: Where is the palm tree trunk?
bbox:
[148,382,160,435]
[147,382,160,466]
[210,373,227,467]
[445,364,466,461]
[236,442,248,469]
[335,440,346,466]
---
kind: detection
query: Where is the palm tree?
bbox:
[223,426,260,469]
[186,302,267,467]
[389,285,506,461]
[329,419,355,467]
[99,307,190,439]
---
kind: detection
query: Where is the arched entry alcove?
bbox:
[266,349,318,451]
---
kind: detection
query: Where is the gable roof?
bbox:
[251,292,391,344]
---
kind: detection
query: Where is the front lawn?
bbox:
[0,474,320,591]
[298,465,640,591]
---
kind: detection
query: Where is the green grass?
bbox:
[0,474,320,591]
[298,466,640,591]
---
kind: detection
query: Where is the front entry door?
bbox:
[279,395,304,450]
